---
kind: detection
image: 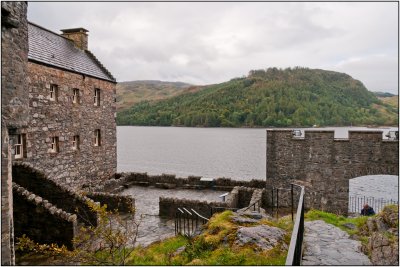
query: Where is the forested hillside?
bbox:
[117,68,398,127]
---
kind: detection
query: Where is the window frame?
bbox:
[51,136,59,153]
[94,129,101,147]
[50,84,58,101]
[72,88,80,104]
[14,134,25,159]
[72,135,80,150]
[94,88,100,106]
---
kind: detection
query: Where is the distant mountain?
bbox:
[117,68,398,127]
[373,92,395,98]
[117,80,202,111]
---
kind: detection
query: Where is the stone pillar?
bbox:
[1,2,29,265]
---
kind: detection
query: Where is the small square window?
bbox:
[15,134,26,159]
[72,135,80,150]
[50,84,58,101]
[94,88,100,106]
[94,129,101,146]
[73,88,80,104]
[51,136,59,153]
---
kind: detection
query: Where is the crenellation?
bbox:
[267,129,398,214]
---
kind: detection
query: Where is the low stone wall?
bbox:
[86,192,135,213]
[94,172,266,193]
[13,183,77,249]
[13,163,98,227]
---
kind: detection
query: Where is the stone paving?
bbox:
[302,220,371,266]
[120,186,227,247]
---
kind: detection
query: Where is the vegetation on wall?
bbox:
[117,67,398,127]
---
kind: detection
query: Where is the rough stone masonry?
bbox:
[266,129,398,214]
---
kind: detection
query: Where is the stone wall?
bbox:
[266,130,399,214]
[13,183,77,249]
[1,2,29,265]
[13,163,98,227]
[95,172,266,194]
[86,192,134,213]
[18,61,117,189]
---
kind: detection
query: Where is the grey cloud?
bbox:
[28,2,398,93]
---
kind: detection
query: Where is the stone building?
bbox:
[2,3,117,263]
[16,22,117,189]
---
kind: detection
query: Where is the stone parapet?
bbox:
[86,192,134,213]
[13,183,77,249]
[13,163,98,227]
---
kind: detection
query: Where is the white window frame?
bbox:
[51,136,59,153]
[72,135,80,150]
[94,88,100,106]
[72,88,79,104]
[15,134,23,159]
[50,84,58,101]
[94,129,101,146]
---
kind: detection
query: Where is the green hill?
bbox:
[117,80,198,111]
[117,67,398,127]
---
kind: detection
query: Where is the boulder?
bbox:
[235,225,286,251]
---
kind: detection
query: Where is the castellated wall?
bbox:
[266,130,399,214]
[17,62,117,189]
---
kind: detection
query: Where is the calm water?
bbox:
[117,126,398,200]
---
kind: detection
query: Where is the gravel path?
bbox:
[302,220,371,265]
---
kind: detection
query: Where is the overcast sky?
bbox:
[28,2,398,93]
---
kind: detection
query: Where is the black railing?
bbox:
[349,196,398,214]
[285,184,305,266]
[175,207,209,237]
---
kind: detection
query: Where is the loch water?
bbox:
[117,126,398,201]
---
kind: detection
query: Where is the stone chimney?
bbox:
[61,27,88,50]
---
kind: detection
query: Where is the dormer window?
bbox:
[94,88,100,106]
[94,129,101,146]
[72,88,80,104]
[50,84,58,101]
[51,136,59,153]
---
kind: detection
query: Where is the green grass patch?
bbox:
[305,209,369,235]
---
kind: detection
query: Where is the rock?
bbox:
[375,217,388,232]
[231,214,259,224]
[366,218,376,233]
[172,246,185,257]
[235,225,286,251]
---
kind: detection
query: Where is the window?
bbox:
[72,135,80,150]
[72,88,80,104]
[51,136,59,153]
[94,129,101,146]
[50,84,58,101]
[94,88,100,106]
[14,134,26,159]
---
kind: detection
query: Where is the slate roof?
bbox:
[28,22,116,83]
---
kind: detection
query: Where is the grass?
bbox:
[305,209,369,236]
[126,210,291,265]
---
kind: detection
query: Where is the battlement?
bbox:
[267,129,397,142]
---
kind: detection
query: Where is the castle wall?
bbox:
[18,62,117,189]
[266,130,399,214]
[1,2,29,265]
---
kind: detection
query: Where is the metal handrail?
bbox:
[175,207,209,237]
[285,184,305,266]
